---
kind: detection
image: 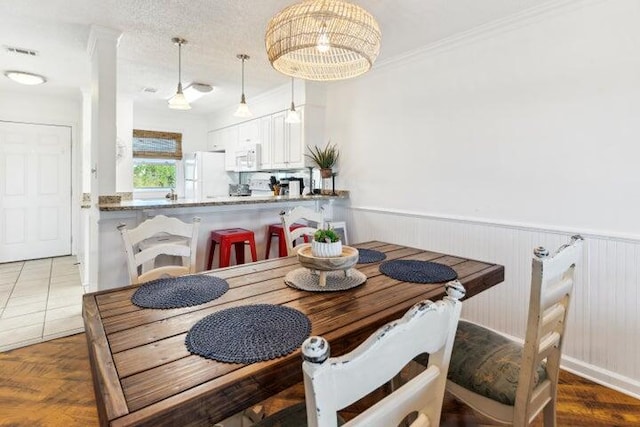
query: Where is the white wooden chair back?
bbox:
[118,215,201,284]
[301,281,466,427]
[446,235,583,426]
[514,235,583,425]
[280,206,324,256]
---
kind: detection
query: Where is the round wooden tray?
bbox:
[296,244,360,288]
[296,244,359,271]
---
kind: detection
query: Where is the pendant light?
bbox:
[265,0,382,81]
[168,37,191,110]
[234,54,252,118]
[285,77,300,124]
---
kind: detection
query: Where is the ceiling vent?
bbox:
[142,87,158,93]
[4,45,38,56]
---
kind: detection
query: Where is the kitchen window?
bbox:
[132,129,182,189]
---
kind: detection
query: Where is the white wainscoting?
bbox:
[338,205,640,399]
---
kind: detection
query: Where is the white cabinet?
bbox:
[259,116,272,169]
[237,120,261,147]
[211,105,323,172]
[207,130,225,152]
[219,126,239,171]
[269,108,306,170]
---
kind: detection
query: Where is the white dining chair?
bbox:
[254,280,466,427]
[118,215,201,284]
[280,206,325,256]
[445,235,583,427]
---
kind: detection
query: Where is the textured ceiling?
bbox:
[0,0,550,114]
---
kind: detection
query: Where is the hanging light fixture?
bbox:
[168,37,191,110]
[285,77,300,124]
[265,0,382,81]
[234,54,252,118]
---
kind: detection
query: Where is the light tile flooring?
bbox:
[0,256,84,352]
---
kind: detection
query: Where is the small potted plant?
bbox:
[311,228,342,257]
[306,142,339,179]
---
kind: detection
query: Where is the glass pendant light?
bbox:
[168,37,191,110]
[234,54,252,118]
[285,77,300,124]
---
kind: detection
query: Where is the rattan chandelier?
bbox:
[265,0,381,81]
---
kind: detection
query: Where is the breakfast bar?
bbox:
[90,193,349,291]
[83,241,505,426]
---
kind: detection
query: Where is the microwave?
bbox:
[234,144,261,172]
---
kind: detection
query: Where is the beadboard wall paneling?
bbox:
[337,205,640,398]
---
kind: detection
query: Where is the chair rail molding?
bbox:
[339,205,640,399]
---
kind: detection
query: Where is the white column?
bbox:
[116,96,133,194]
[87,25,122,201]
[86,25,122,291]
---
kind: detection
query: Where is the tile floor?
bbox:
[0,256,85,352]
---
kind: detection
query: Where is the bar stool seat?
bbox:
[207,228,258,270]
[265,223,308,259]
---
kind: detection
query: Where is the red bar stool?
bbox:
[207,228,258,269]
[264,223,307,259]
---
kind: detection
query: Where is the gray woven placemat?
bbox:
[185,304,311,363]
[131,275,229,309]
[379,260,457,284]
[357,248,387,264]
[285,268,367,292]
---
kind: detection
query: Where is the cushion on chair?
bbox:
[447,321,548,406]
[253,402,345,427]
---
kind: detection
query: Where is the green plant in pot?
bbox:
[306,142,339,179]
[311,228,342,257]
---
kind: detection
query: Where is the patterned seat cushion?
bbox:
[447,321,548,406]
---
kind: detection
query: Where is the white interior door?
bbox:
[0,122,72,263]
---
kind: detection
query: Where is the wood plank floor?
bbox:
[0,333,638,426]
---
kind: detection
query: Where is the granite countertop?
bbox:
[97,191,349,211]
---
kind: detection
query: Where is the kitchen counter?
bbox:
[98,191,349,211]
[87,192,350,291]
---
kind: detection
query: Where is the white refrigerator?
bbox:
[184,152,233,200]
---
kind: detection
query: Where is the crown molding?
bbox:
[373,0,605,72]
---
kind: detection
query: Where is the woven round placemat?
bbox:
[285,268,367,292]
[185,304,311,363]
[131,275,229,309]
[357,248,387,264]
[379,260,457,284]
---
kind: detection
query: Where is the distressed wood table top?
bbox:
[82,241,504,427]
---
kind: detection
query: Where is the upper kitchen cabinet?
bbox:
[211,104,325,171]
[237,119,261,147]
[267,106,324,170]
[207,130,224,152]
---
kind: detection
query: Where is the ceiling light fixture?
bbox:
[168,37,191,110]
[183,83,214,103]
[265,0,382,81]
[285,77,300,124]
[4,70,46,85]
[234,54,252,118]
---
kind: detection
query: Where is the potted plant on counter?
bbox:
[306,142,339,179]
[311,228,342,257]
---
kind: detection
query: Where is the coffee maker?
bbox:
[279,177,304,196]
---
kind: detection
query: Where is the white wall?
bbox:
[132,107,209,197]
[326,0,640,396]
[328,0,640,238]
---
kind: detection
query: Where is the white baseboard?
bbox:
[561,355,640,400]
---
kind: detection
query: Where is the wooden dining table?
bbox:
[82,241,504,427]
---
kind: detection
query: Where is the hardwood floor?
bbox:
[0,333,638,426]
